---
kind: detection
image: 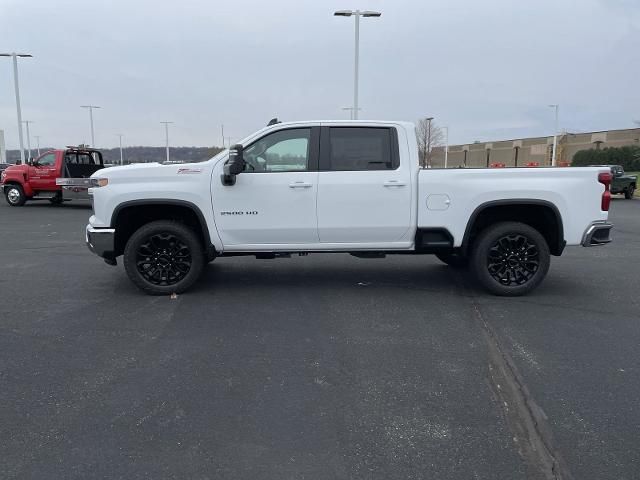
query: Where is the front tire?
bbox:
[625,185,635,199]
[470,222,550,296]
[124,220,204,295]
[4,185,26,206]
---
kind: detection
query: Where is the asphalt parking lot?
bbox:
[1,197,638,480]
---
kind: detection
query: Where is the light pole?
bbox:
[426,116,434,168]
[549,104,559,166]
[221,124,225,148]
[160,121,173,162]
[22,120,34,160]
[0,53,32,164]
[81,105,101,147]
[115,134,124,165]
[341,106,362,119]
[443,126,449,168]
[334,9,381,120]
[34,135,41,156]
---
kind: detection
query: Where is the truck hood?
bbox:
[90,162,212,181]
[2,164,29,175]
[92,162,162,177]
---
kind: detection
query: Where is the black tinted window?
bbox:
[327,128,395,171]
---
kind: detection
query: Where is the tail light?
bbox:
[598,172,612,211]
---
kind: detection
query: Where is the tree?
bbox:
[415,118,444,168]
[572,145,640,170]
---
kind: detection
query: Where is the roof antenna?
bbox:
[267,118,281,126]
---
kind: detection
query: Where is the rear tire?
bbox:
[4,184,26,206]
[435,252,469,268]
[124,220,204,295]
[625,185,635,199]
[470,222,550,296]
[49,192,63,205]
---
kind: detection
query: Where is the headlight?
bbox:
[90,178,109,187]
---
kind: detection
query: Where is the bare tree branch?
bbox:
[416,118,444,167]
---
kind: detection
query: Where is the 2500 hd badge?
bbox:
[220,210,259,216]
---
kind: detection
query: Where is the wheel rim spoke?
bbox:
[135,232,192,286]
[486,233,539,287]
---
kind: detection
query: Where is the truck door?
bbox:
[28,152,59,191]
[317,126,412,243]
[212,126,320,246]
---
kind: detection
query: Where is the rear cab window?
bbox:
[320,127,399,171]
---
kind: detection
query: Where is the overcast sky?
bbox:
[1,0,638,149]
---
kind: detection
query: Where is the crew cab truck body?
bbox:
[1,147,104,206]
[85,121,613,296]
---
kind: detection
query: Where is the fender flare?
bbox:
[461,199,565,255]
[110,199,213,250]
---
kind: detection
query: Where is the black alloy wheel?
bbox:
[124,220,204,295]
[487,234,539,286]
[135,232,192,286]
[471,222,550,296]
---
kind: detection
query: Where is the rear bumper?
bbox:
[86,224,116,259]
[581,221,613,247]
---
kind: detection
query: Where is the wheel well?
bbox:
[112,202,211,257]
[462,202,564,256]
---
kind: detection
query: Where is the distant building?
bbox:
[431,127,640,168]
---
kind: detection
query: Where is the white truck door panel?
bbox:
[317,126,412,243]
[211,127,320,245]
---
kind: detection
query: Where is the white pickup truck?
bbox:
[84,120,613,296]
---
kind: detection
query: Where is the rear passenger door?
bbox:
[317,126,412,244]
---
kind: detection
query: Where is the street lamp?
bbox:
[115,134,124,165]
[443,126,449,169]
[334,9,381,120]
[0,52,32,164]
[548,104,559,166]
[425,116,434,168]
[22,120,34,160]
[160,121,173,162]
[341,106,362,120]
[34,135,41,156]
[80,105,101,147]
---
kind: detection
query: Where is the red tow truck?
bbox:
[1,146,105,206]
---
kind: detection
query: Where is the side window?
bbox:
[243,128,311,173]
[77,153,95,165]
[327,127,396,171]
[37,153,56,166]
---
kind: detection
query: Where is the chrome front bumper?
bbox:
[581,221,613,247]
[86,224,116,260]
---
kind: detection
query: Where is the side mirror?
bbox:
[221,144,245,186]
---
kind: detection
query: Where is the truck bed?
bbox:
[417,167,609,247]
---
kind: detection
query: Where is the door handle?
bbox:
[289,181,313,189]
[383,180,407,187]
